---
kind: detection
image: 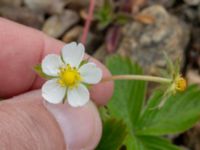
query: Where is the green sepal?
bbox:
[79,59,89,67]
[34,64,55,80]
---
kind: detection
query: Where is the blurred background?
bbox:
[0,0,199,149]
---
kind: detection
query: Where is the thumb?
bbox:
[0,90,102,150]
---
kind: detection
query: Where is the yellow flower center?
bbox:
[58,64,81,88]
[175,77,187,92]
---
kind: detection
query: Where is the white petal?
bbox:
[42,79,66,104]
[79,63,102,84]
[41,54,63,76]
[61,42,85,67]
[67,84,89,107]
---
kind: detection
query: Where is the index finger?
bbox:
[0,18,113,105]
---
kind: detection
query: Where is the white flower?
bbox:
[41,42,102,107]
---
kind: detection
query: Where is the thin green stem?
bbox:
[102,75,172,83]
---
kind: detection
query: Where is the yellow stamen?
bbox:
[175,77,187,92]
[58,64,81,88]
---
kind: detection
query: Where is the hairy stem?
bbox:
[81,0,95,44]
[102,75,171,83]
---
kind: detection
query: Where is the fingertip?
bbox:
[45,100,102,150]
[0,18,43,98]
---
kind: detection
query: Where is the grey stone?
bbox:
[148,0,175,8]
[93,44,109,63]
[24,0,66,14]
[62,26,83,43]
[183,123,200,149]
[184,0,200,6]
[42,10,80,38]
[117,5,190,74]
[63,0,103,8]
[171,4,200,25]
[187,70,200,85]
[0,6,44,29]
[0,0,22,7]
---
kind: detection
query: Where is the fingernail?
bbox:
[43,100,102,150]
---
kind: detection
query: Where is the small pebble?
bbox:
[0,0,22,7]
[0,5,44,29]
[24,0,66,14]
[42,10,80,38]
[62,26,83,43]
[184,0,200,6]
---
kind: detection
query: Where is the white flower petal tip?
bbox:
[42,79,66,104]
[79,63,103,84]
[67,84,90,107]
[41,54,63,76]
[61,42,85,67]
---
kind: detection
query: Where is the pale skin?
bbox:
[0,18,114,150]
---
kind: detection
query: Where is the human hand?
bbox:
[0,18,113,150]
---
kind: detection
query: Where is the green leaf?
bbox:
[138,136,180,150]
[123,134,142,150]
[123,135,180,150]
[104,55,186,149]
[34,64,54,79]
[96,114,127,150]
[94,0,114,30]
[106,55,147,130]
[136,85,200,136]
